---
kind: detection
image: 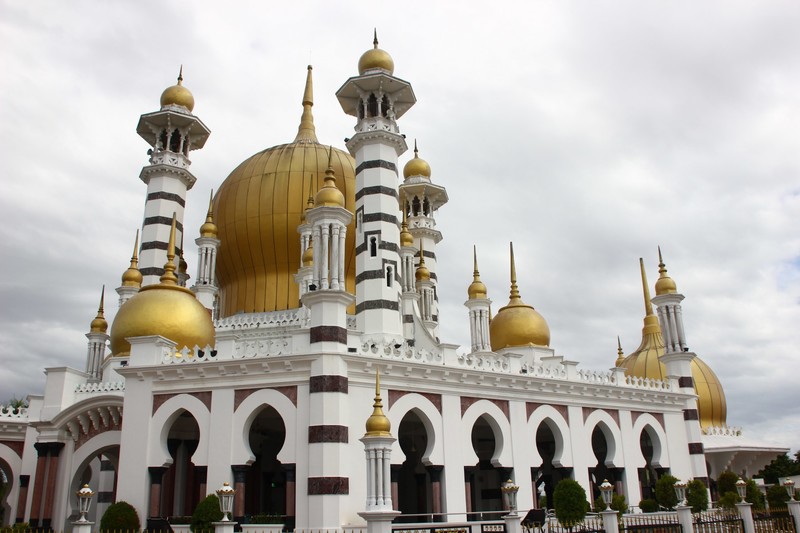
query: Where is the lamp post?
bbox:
[673,481,687,508]
[216,482,236,521]
[501,479,520,514]
[785,479,796,501]
[599,480,614,511]
[735,478,747,502]
[76,484,95,523]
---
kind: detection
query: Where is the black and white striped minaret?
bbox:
[337,33,416,336]
[135,68,210,285]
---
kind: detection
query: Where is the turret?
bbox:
[465,246,492,353]
[191,190,220,313]
[85,287,108,380]
[116,231,142,306]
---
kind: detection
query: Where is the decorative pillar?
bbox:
[85,288,109,381]
[148,467,166,518]
[735,502,755,533]
[675,505,693,533]
[231,465,248,521]
[42,442,64,529]
[29,444,48,527]
[465,246,491,353]
[600,509,619,533]
[428,466,443,521]
[192,190,220,313]
[787,500,800,532]
[15,475,29,524]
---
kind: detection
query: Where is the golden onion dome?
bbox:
[415,260,430,282]
[403,141,431,179]
[365,371,392,437]
[358,30,395,75]
[199,190,218,238]
[110,222,214,355]
[467,246,488,300]
[302,243,314,267]
[214,67,356,317]
[315,151,346,208]
[121,231,143,288]
[160,67,195,112]
[400,210,414,248]
[89,288,108,334]
[654,247,678,296]
[489,243,550,350]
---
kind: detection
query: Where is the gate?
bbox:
[753,508,796,533]
[693,510,744,533]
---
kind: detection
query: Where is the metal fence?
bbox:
[620,512,682,533]
[753,507,796,533]
[692,510,743,533]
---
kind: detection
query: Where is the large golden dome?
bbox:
[213,66,356,317]
[489,243,550,350]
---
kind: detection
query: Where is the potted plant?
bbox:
[242,513,284,533]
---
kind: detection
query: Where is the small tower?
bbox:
[136,68,211,285]
[651,249,711,485]
[337,32,416,336]
[177,235,190,288]
[116,231,143,306]
[415,242,436,330]
[359,370,400,533]
[85,287,109,381]
[614,336,625,367]
[399,141,448,335]
[192,190,220,313]
[296,180,316,301]
[399,210,418,339]
[465,246,492,353]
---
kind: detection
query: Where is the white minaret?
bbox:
[465,246,492,353]
[136,68,210,285]
[399,141,448,336]
[85,288,109,381]
[296,183,316,301]
[191,191,220,313]
[649,251,710,486]
[399,211,418,339]
[337,33,416,336]
[415,243,436,330]
[116,231,142,306]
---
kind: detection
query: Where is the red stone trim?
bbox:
[460,397,509,419]
[309,375,348,393]
[527,402,569,422]
[678,376,695,388]
[307,476,349,495]
[308,425,349,443]
[152,391,211,415]
[233,386,298,410]
[388,390,442,413]
[688,442,704,454]
[310,326,348,344]
[0,440,24,458]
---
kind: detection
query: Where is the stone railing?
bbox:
[703,425,743,436]
[233,336,292,358]
[576,368,616,385]
[75,381,126,394]
[215,308,309,332]
[161,345,218,364]
[358,337,442,364]
[522,361,569,379]
[457,351,509,372]
[0,405,28,420]
[624,375,672,391]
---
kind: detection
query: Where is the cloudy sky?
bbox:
[1,1,798,452]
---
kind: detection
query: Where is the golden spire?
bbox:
[615,336,625,367]
[121,230,143,287]
[90,286,108,334]
[509,242,522,302]
[414,139,419,158]
[400,207,413,248]
[199,189,218,238]
[160,214,179,285]
[358,28,395,75]
[365,369,392,436]
[415,240,430,281]
[467,245,488,299]
[373,27,379,49]
[654,246,678,295]
[639,258,654,317]
[295,65,318,143]
[315,147,345,207]
[178,232,188,280]
[177,64,184,85]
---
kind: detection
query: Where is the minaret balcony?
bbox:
[357,116,399,134]
[148,150,190,169]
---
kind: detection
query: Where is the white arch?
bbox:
[149,394,211,467]
[584,410,624,468]
[631,414,670,469]
[387,393,444,466]
[0,444,22,526]
[231,389,297,465]
[528,405,574,468]
[66,431,121,520]
[461,400,513,467]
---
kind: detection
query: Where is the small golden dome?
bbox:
[160,67,195,112]
[615,336,625,367]
[358,30,395,75]
[403,141,431,179]
[400,210,414,248]
[121,231,143,288]
[654,246,678,295]
[109,219,214,355]
[199,190,218,238]
[302,243,314,267]
[467,246,488,300]
[315,150,346,208]
[489,243,550,350]
[415,248,430,282]
[89,288,108,334]
[365,371,392,437]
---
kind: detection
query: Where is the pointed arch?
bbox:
[231,389,297,465]
[631,414,669,469]
[584,410,623,468]
[527,405,573,468]
[387,393,443,465]
[461,400,512,467]
[149,394,211,467]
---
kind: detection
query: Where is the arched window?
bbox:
[386,266,393,287]
[367,93,378,118]
[370,237,378,257]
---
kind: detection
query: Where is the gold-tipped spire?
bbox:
[415,241,430,281]
[509,242,521,302]
[121,230,143,287]
[90,286,108,334]
[160,215,179,285]
[177,65,184,84]
[403,139,432,179]
[315,147,345,207]
[467,245,488,299]
[358,29,395,75]
[414,139,418,157]
[373,28,379,49]
[400,208,414,248]
[295,65,318,143]
[639,258,654,317]
[160,65,195,111]
[199,190,218,238]
[615,336,625,367]
[655,246,678,295]
[365,369,392,436]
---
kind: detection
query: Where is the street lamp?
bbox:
[76,484,95,523]
[735,478,747,502]
[216,482,236,521]
[673,481,687,507]
[599,480,614,511]
[785,479,796,501]
[501,479,520,514]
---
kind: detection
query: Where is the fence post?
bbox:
[71,520,94,533]
[503,511,523,533]
[735,502,755,533]
[600,510,618,533]
[675,505,693,533]
[788,500,800,532]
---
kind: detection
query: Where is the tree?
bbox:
[756,453,800,484]
[767,484,790,509]
[100,501,140,532]
[191,494,223,533]
[744,479,765,510]
[654,474,679,510]
[553,479,588,531]
[686,479,709,513]
[717,471,739,498]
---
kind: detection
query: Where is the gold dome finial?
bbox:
[365,369,392,436]
[90,286,108,334]
[160,65,195,112]
[358,29,395,75]
[415,241,430,281]
[468,245,488,299]
[400,208,414,248]
[373,27,379,48]
[615,336,625,367]
[159,214,179,285]
[199,190,218,238]
[302,238,314,267]
[655,246,678,295]
[403,139,432,179]
[178,231,188,280]
[301,178,315,223]
[509,242,521,302]
[295,65,318,143]
[315,147,345,207]
[121,230,143,287]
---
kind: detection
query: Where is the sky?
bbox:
[0,1,798,453]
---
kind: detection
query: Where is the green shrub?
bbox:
[100,501,141,532]
[686,479,709,513]
[654,474,679,509]
[766,484,790,509]
[593,493,627,516]
[191,494,223,533]
[744,479,764,510]
[639,498,658,513]
[718,492,739,509]
[553,479,588,529]
[717,471,739,498]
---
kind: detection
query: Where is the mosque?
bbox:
[0,36,786,531]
